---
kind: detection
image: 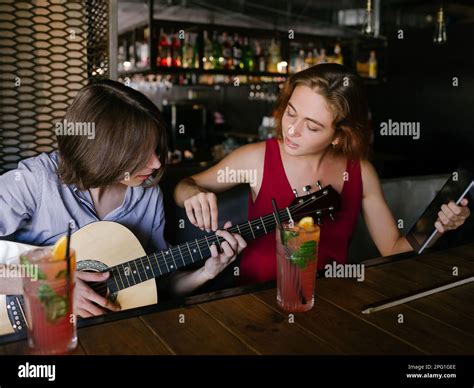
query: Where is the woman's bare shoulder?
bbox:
[227,141,266,168]
[237,141,266,155]
[359,159,377,179]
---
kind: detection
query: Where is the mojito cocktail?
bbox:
[276,217,320,312]
[21,239,77,354]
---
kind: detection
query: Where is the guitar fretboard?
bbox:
[106,209,288,292]
[104,186,336,293]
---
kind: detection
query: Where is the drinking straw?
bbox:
[271,198,283,230]
[362,275,474,314]
[65,221,73,281]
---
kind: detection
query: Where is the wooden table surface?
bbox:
[1,243,473,355]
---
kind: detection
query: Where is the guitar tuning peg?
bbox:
[317,217,322,226]
[329,213,335,221]
[302,185,311,194]
[292,188,299,198]
[316,180,323,190]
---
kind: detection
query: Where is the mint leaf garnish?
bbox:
[289,240,317,269]
[37,284,69,323]
[38,284,56,303]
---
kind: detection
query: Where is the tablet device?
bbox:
[406,169,474,254]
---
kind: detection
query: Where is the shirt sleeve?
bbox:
[0,159,42,238]
[149,185,169,252]
[0,241,37,265]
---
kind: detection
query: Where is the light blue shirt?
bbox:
[0,152,168,253]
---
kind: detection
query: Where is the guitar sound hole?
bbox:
[76,260,117,304]
[82,270,109,300]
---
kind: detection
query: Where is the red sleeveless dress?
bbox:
[239,138,363,285]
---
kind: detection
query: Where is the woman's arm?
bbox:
[360,161,411,256]
[174,142,264,232]
[360,161,470,257]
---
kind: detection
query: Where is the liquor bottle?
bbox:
[143,28,150,67]
[222,32,233,70]
[203,30,213,70]
[135,28,149,68]
[136,39,143,68]
[267,39,281,73]
[242,37,254,72]
[157,29,171,67]
[307,43,315,66]
[289,47,298,73]
[232,33,243,70]
[318,48,327,64]
[171,34,181,67]
[254,41,266,72]
[295,49,305,72]
[192,34,200,68]
[304,50,313,69]
[368,50,377,79]
[312,48,319,66]
[212,31,223,69]
[127,38,135,69]
[181,34,192,68]
[333,43,343,65]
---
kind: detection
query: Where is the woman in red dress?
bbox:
[174,64,470,285]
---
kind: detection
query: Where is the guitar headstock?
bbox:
[287,184,341,225]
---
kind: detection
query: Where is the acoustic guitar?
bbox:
[0,185,340,335]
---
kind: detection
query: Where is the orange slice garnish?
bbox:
[51,236,75,261]
[298,217,314,229]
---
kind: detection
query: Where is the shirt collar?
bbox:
[72,184,146,216]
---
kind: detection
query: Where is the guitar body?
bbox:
[0,295,15,336]
[0,221,157,335]
[71,221,158,309]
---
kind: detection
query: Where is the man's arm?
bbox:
[0,265,22,294]
[0,241,37,295]
[0,159,40,238]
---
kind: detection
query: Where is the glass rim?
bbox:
[281,220,320,231]
[21,247,75,265]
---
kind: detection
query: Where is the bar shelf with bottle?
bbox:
[117,20,387,85]
[287,32,386,82]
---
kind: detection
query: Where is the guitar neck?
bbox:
[107,207,290,292]
[106,186,338,293]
